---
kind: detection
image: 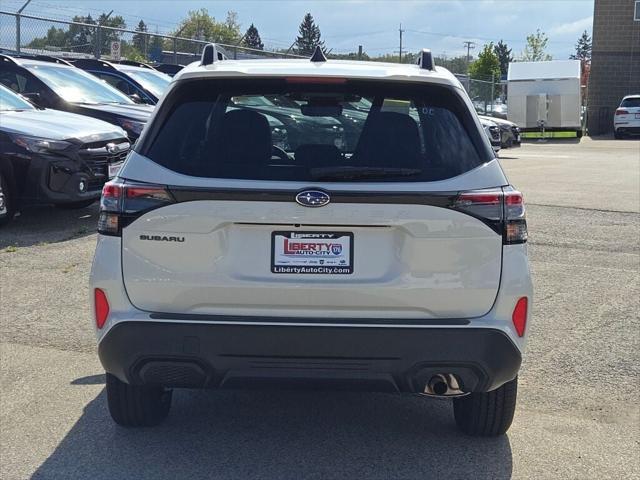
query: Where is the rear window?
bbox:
[140,78,491,182]
[621,97,640,108]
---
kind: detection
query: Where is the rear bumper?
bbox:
[98,321,521,393]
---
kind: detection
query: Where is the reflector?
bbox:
[512,297,528,337]
[94,288,110,329]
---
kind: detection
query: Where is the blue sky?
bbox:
[1,0,595,59]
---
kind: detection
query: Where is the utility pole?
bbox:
[463,40,475,72]
[463,40,475,91]
[16,0,32,54]
[95,10,113,59]
[398,23,404,63]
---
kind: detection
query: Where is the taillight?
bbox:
[452,186,527,244]
[94,288,110,329]
[615,109,629,115]
[512,297,528,337]
[98,180,174,236]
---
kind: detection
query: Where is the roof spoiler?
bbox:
[201,43,227,66]
[417,49,435,71]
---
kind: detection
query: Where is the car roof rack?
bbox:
[70,58,119,71]
[309,45,327,63]
[416,49,435,71]
[0,54,19,65]
[0,53,73,66]
[114,60,156,70]
[201,43,227,66]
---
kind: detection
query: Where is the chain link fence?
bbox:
[454,74,508,118]
[0,11,303,64]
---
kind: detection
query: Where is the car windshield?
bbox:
[621,97,640,108]
[142,78,491,182]
[26,64,134,104]
[0,84,34,111]
[122,69,171,98]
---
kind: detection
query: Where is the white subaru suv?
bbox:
[90,45,532,436]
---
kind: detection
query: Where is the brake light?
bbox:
[615,109,629,115]
[512,297,528,337]
[452,187,527,244]
[94,288,110,329]
[98,180,174,236]
[285,77,347,84]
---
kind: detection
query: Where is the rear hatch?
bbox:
[112,76,508,320]
[616,97,640,125]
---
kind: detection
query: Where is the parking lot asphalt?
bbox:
[1,138,639,479]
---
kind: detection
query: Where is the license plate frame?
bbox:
[271,231,354,274]
[108,161,124,179]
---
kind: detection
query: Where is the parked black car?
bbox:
[71,59,171,105]
[0,84,130,225]
[0,54,152,140]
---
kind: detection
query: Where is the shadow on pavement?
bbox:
[33,388,513,480]
[71,374,106,385]
[521,138,581,145]
[0,203,98,249]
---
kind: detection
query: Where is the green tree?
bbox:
[67,14,96,51]
[27,26,69,50]
[434,55,468,74]
[468,43,501,104]
[521,29,552,61]
[171,8,241,52]
[243,23,264,50]
[132,20,148,53]
[371,52,416,64]
[295,13,324,55]
[494,40,513,77]
[570,30,591,62]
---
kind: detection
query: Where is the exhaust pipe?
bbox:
[423,374,467,397]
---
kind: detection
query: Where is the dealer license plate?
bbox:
[271,231,353,274]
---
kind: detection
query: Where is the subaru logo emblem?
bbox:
[295,190,330,207]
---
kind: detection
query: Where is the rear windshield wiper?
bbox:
[310,166,423,181]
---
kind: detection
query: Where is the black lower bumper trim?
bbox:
[98,322,521,393]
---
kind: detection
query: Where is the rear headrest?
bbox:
[220,109,272,166]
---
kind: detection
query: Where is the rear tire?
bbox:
[614,130,622,140]
[453,377,518,436]
[576,129,583,138]
[54,199,96,209]
[106,373,172,427]
[0,168,17,227]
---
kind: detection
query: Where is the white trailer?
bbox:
[507,60,582,134]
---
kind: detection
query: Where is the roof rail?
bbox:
[310,45,327,63]
[0,54,19,65]
[1,53,74,66]
[115,60,156,70]
[201,43,226,66]
[70,58,118,71]
[417,49,435,71]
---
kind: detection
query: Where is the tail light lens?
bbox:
[512,296,528,337]
[615,109,629,115]
[453,186,527,244]
[94,288,110,329]
[98,180,174,236]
